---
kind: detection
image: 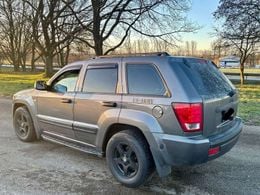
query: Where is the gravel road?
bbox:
[0,98,259,195]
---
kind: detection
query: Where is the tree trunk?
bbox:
[94,40,103,56]
[92,0,103,56]
[59,51,65,67]
[13,58,19,72]
[65,45,70,65]
[21,55,26,72]
[21,62,26,72]
[31,44,36,72]
[240,64,245,85]
[45,55,53,77]
[13,64,19,72]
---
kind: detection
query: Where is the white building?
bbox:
[219,55,240,68]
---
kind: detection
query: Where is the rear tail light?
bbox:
[172,103,203,132]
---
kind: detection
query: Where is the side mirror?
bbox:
[34,80,47,90]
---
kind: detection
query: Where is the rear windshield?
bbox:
[170,58,235,100]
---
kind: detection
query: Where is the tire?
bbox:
[13,106,36,142]
[106,130,154,188]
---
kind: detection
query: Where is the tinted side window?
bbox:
[127,64,166,96]
[52,69,80,93]
[83,67,118,93]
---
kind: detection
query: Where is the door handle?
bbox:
[102,101,117,107]
[61,98,72,104]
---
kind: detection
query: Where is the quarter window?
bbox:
[127,64,166,96]
[82,67,118,93]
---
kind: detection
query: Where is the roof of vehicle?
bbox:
[65,52,210,68]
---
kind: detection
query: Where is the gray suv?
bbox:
[13,53,243,187]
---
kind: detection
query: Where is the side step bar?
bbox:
[41,132,103,157]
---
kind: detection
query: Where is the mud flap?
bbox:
[150,147,172,177]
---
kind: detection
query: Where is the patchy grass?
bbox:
[235,81,260,126]
[221,68,260,74]
[0,72,48,97]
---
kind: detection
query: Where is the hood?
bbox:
[13,88,36,100]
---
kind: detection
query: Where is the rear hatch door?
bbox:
[178,58,238,137]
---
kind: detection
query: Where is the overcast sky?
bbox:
[181,0,220,50]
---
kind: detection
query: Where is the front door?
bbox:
[73,62,121,146]
[37,67,81,138]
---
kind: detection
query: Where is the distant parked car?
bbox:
[220,55,240,68]
[12,53,243,188]
[255,65,260,69]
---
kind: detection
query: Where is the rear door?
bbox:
[175,58,238,137]
[120,59,174,135]
[73,60,122,146]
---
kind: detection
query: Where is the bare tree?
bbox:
[68,0,196,56]
[191,41,197,56]
[124,36,132,54]
[185,41,190,55]
[0,0,33,71]
[214,0,260,84]
[0,0,197,75]
[24,0,83,76]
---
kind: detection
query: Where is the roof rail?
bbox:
[95,52,171,58]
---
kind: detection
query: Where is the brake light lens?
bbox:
[172,103,203,132]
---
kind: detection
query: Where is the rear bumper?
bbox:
[152,117,243,167]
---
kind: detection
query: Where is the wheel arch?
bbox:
[98,108,173,177]
[13,100,41,139]
[13,103,27,115]
[101,123,148,154]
